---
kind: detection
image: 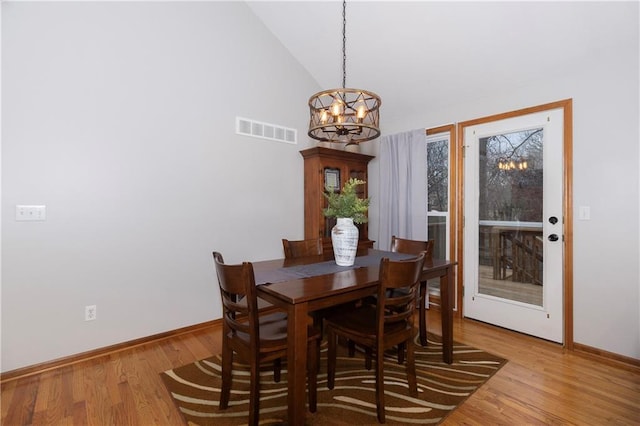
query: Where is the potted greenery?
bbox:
[323,178,370,266]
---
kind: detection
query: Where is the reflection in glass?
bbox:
[477,128,544,306]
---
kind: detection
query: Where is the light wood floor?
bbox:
[2,310,639,425]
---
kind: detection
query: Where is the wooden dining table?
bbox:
[253,248,456,425]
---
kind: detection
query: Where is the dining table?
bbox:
[253,248,457,425]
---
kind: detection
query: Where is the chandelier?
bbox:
[307,0,381,145]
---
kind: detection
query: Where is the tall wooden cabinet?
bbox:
[300,147,375,252]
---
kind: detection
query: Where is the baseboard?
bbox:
[4,318,637,383]
[573,342,640,371]
[0,319,223,384]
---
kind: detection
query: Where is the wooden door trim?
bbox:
[426,125,461,317]
[455,99,574,348]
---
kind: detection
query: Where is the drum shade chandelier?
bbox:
[308,0,381,145]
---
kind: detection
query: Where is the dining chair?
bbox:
[215,252,279,315]
[282,238,323,259]
[212,251,321,426]
[390,236,435,346]
[323,252,426,423]
[282,238,335,337]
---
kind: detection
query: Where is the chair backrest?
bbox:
[282,238,323,259]
[376,252,426,334]
[390,235,434,262]
[212,252,260,347]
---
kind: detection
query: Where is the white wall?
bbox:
[1,2,319,372]
[369,40,640,359]
[2,1,638,373]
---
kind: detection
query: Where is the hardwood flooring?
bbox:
[2,310,639,425]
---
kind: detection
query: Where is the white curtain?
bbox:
[378,129,428,251]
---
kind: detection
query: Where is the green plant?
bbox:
[323,178,370,224]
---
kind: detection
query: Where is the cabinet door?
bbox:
[346,163,369,241]
[321,164,340,240]
[300,147,374,246]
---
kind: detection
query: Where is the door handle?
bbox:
[548,234,559,242]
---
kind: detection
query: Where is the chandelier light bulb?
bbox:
[320,110,329,124]
[330,99,343,117]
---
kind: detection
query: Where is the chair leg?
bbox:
[351,339,373,370]
[327,329,337,390]
[348,339,356,357]
[219,341,233,409]
[375,349,385,423]
[312,312,323,337]
[419,280,428,346]
[397,342,405,364]
[307,336,319,413]
[273,358,281,383]
[365,347,373,370]
[248,358,260,426]
[406,338,418,397]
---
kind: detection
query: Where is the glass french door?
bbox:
[463,107,564,343]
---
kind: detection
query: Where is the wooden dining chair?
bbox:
[324,252,426,423]
[212,252,321,426]
[282,238,323,259]
[282,238,334,337]
[215,252,278,315]
[390,236,435,346]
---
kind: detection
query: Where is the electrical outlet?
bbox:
[16,205,46,221]
[85,305,97,321]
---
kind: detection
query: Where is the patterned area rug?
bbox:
[161,333,506,425]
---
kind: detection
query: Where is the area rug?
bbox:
[161,333,506,425]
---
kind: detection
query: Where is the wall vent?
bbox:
[236,117,297,144]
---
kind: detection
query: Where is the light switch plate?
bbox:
[578,205,590,220]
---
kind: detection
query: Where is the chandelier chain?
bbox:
[342,0,346,89]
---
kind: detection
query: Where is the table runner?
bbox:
[254,250,415,285]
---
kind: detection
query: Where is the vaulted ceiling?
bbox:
[247,1,637,122]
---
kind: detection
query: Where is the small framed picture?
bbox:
[324,168,340,192]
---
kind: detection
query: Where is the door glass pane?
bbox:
[477,128,544,306]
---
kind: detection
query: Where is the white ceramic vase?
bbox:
[331,217,359,266]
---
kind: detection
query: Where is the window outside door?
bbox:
[426,128,454,309]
